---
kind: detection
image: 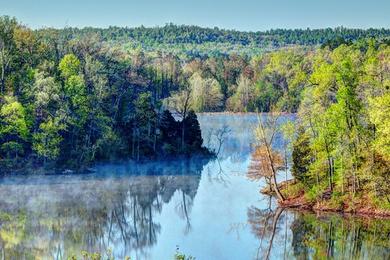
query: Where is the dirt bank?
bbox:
[261,179,390,218]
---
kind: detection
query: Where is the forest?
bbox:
[0,12,389,199]
[248,39,390,213]
[50,24,390,56]
[0,11,389,259]
[285,39,390,213]
[0,16,212,171]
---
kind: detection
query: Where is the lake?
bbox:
[0,114,389,259]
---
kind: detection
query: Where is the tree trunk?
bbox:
[181,121,185,151]
[266,144,285,202]
[271,171,285,202]
[265,207,284,260]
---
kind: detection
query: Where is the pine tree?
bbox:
[183,110,203,152]
[159,109,179,154]
[292,126,312,184]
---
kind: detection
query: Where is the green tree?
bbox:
[189,72,223,112]
[64,75,88,126]
[33,117,64,162]
[159,110,179,154]
[226,75,255,112]
[253,80,282,112]
[292,126,312,184]
[0,16,17,94]
[59,53,81,79]
[132,92,157,160]
[183,110,203,152]
[165,86,192,151]
[32,71,61,119]
[368,93,390,161]
[0,96,29,162]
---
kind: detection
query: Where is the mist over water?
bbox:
[0,114,389,259]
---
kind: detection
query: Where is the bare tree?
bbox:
[213,124,231,156]
[255,110,285,202]
[248,145,284,192]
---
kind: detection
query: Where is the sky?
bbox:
[1,0,390,31]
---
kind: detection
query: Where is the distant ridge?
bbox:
[38,23,390,47]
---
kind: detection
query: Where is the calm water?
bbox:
[0,114,389,259]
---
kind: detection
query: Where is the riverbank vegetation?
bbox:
[288,39,389,215]
[249,40,389,214]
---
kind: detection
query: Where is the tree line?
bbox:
[0,16,210,171]
[52,24,390,51]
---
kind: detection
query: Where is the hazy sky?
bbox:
[2,0,390,31]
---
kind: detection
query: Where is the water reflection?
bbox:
[248,201,284,260]
[0,114,389,259]
[290,212,390,259]
[246,204,390,260]
[0,158,208,259]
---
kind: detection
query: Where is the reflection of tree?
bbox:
[0,158,208,258]
[175,190,193,234]
[205,159,230,187]
[247,207,390,260]
[290,212,390,260]
[247,202,284,260]
[198,114,254,163]
[222,136,252,163]
[264,208,284,260]
[174,165,202,234]
[213,124,231,156]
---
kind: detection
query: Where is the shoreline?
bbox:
[262,179,390,219]
[0,153,216,176]
[197,111,296,116]
[279,195,390,219]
